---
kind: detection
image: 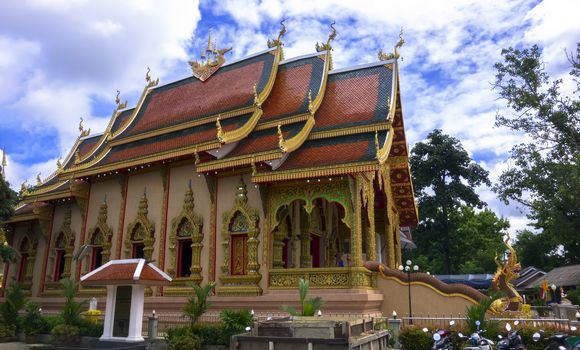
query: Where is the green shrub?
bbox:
[22,302,49,336]
[399,326,433,350]
[281,278,324,316]
[60,278,86,326]
[0,280,26,333]
[51,323,80,342]
[531,298,549,317]
[77,318,103,337]
[183,282,215,325]
[42,315,64,332]
[0,323,15,338]
[219,309,253,334]
[166,326,201,350]
[566,288,580,305]
[191,323,228,346]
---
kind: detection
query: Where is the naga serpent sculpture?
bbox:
[490,236,523,314]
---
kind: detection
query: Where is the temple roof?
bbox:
[17,36,418,227]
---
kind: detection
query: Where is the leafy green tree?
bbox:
[492,44,579,265]
[410,129,491,274]
[454,207,510,274]
[0,165,19,263]
[513,229,563,271]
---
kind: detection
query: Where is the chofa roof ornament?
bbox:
[379,28,405,61]
[188,31,232,81]
[315,20,337,52]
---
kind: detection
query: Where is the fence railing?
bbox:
[377,316,573,331]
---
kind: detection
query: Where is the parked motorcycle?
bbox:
[497,321,526,350]
[464,320,495,350]
[430,320,457,350]
[532,326,579,350]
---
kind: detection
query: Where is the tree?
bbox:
[410,129,491,274]
[0,166,19,263]
[493,44,580,265]
[454,207,510,274]
[513,229,563,271]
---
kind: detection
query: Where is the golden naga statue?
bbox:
[490,235,523,314]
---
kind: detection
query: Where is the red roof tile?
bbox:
[120,51,276,138]
[81,259,171,286]
[77,136,100,159]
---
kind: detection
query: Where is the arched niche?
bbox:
[48,206,75,287]
[168,183,203,284]
[217,177,262,296]
[124,191,155,261]
[16,234,37,290]
[84,200,113,273]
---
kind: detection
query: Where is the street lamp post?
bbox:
[399,260,419,324]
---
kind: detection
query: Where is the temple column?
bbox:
[190,232,203,283]
[366,186,377,261]
[272,221,287,268]
[299,233,312,268]
[62,245,74,279]
[350,177,363,267]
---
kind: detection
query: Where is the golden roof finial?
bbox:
[277,124,287,153]
[36,172,42,186]
[20,180,29,197]
[253,84,261,107]
[194,146,200,165]
[267,19,287,49]
[1,146,6,179]
[379,27,405,61]
[188,30,232,81]
[216,115,224,142]
[78,117,90,137]
[307,89,313,114]
[251,157,257,176]
[74,149,80,164]
[146,67,151,83]
[115,90,127,110]
[315,20,337,52]
[207,30,213,52]
[145,67,159,88]
[56,157,63,172]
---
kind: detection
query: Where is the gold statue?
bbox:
[188,31,232,81]
[378,27,405,61]
[489,235,524,314]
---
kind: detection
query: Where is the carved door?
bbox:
[230,234,248,275]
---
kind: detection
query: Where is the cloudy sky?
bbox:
[0,0,578,235]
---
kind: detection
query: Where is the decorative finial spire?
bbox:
[36,172,42,186]
[216,115,224,142]
[115,90,128,110]
[78,117,90,137]
[56,157,63,172]
[315,20,337,53]
[307,89,313,114]
[235,177,248,204]
[253,84,261,107]
[267,19,287,50]
[20,180,29,197]
[189,30,232,81]
[378,27,405,61]
[194,146,200,164]
[277,124,287,153]
[374,130,380,157]
[1,147,6,179]
[145,67,159,88]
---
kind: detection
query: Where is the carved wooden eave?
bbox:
[4,202,53,239]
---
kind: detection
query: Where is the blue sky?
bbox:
[0,0,579,235]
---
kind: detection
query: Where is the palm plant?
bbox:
[183,282,215,325]
[281,278,324,317]
[465,292,502,336]
[60,278,86,326]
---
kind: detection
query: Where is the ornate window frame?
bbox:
[217,177,262,296]
[16,234,36,291]
[168,183,203,283]
[124,191,155,260]
[84,200,113,273]
[45,206,75,294]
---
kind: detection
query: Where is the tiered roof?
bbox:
[16,26,418,227]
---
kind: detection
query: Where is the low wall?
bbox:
[364,262,486,318]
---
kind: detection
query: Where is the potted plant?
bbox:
[281,278,324,317]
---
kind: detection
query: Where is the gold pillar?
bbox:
[350,177,363,267]
[62,246,73,279]
[366,184,377,261]
[247,230,259,275]
[300,233,312,268]
[272,221,287,268]
[190,232,203,283]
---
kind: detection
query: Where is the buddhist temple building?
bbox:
[1,24,418,315]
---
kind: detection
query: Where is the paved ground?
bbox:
[0,343,30,349]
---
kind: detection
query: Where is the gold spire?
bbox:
[115,90,128,110]
[216,115,224,142]
[188,31,232,81]
[378,27,405,61]
[267,19,287,59]
[1,147,6,179]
